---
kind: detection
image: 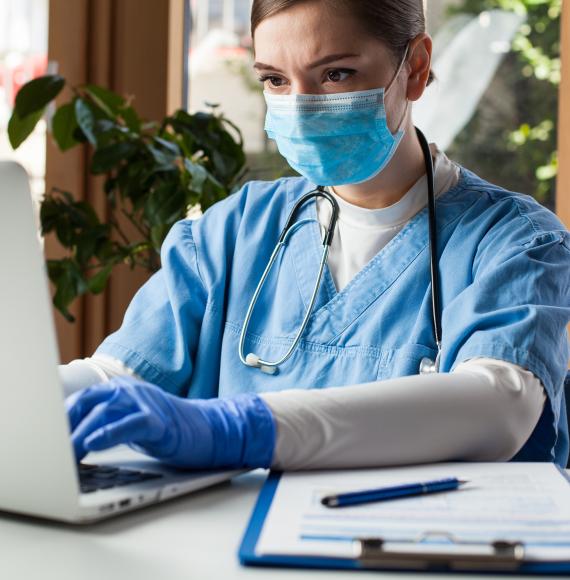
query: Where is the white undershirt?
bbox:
[59,146,547,469]
[316,144,459,291]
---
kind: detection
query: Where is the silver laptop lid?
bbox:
[0,161,80,521]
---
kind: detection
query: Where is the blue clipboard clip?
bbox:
[356,532,526,572]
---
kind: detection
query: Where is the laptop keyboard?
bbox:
[79,463,164,494]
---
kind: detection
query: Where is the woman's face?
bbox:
[252,2,402,97]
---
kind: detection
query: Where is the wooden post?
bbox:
[558,0,570,228]
[45,0,90,363]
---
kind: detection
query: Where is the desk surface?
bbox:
[0,468,560,580]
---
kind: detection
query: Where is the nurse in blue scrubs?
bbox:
[63,0,570,470]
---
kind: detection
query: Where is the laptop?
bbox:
[0,161,245,524]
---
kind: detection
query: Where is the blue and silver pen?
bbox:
[321,477,468,508]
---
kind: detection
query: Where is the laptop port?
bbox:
[99,503,115,514]
[118,499,131,508]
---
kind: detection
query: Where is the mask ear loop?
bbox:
[385,43,412,133]
[385,43,411,96]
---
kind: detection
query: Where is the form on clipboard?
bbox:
[239,462,570,573]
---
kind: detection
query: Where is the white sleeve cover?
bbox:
[260,359,546,470]
[58,354,140,398]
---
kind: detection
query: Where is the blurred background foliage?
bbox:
[9,76,246,320]
[447,0,561,209]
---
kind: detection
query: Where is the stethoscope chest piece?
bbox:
[245,353,279,375]
[419,349,441,375]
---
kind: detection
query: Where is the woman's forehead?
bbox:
[253,4,389,66]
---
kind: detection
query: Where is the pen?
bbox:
[321,477,468,508]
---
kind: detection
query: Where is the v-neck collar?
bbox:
[286,168,480,344]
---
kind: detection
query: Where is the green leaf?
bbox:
[91,142,137,174]
[15,75,65,117]
[87,264,113,294]
[84,85,125,117]
[51,102,79,151]
[8,107,45,149]
[40,196,63,234]
[220,116,244,148]
[113,159,156,211]
[536,163,557,181]
[166,109,245,187]
[37,87,247,319]
[144,181,186,228]
[72,126,88,144]
[121,106,141,133]
[47,259,87,322]
[74,223,109,266]
[94,238,116,261]
[74,99,97,145]
[150,224,171,251]
[40,189,107,254]
[184,159,208,190]
[154,137,180,155]
[146,143,178,170]
[94,119,116,134]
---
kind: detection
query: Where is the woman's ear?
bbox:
[406,33,433,102]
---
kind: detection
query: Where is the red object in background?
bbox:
[0,53,48,106]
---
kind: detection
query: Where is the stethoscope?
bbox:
[239,127,442,376]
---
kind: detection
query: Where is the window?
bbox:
[188,0,261,150]
[0,0,49,201]
[422,0,560,210]
[187,0,290,181]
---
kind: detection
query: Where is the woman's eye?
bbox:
[326,69,355,83]
[258,75,285,88]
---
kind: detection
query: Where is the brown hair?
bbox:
[251,0,434,84]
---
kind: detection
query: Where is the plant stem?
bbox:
[108,216,131,246]
[120,208,149,238]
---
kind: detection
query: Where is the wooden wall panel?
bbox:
[105,0,185,339]
[46,0,89,362]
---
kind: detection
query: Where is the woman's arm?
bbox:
[63,355,545,470]
[260,359,546,470]
[59,355,140,397]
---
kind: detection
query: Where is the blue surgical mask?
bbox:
[263,50,409,186]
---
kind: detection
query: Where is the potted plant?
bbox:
[9,75,247,321]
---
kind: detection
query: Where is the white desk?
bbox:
[0,466,559,580]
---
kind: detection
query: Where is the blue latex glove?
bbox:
[66,376,276,469]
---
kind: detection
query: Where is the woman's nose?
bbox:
[290,78,322,95]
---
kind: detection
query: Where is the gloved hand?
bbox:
[66,376,276,469]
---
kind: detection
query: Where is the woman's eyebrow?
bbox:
[253,53,360,72]
[253,62,284,72]
[307,53,360,69]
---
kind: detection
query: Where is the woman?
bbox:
[62,0,570,470]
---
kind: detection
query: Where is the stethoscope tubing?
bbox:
[238,189,338,374]
[418,128,443,352]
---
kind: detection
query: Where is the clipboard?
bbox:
[239,470,570,574]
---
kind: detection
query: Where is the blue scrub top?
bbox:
[96,167,570,466]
